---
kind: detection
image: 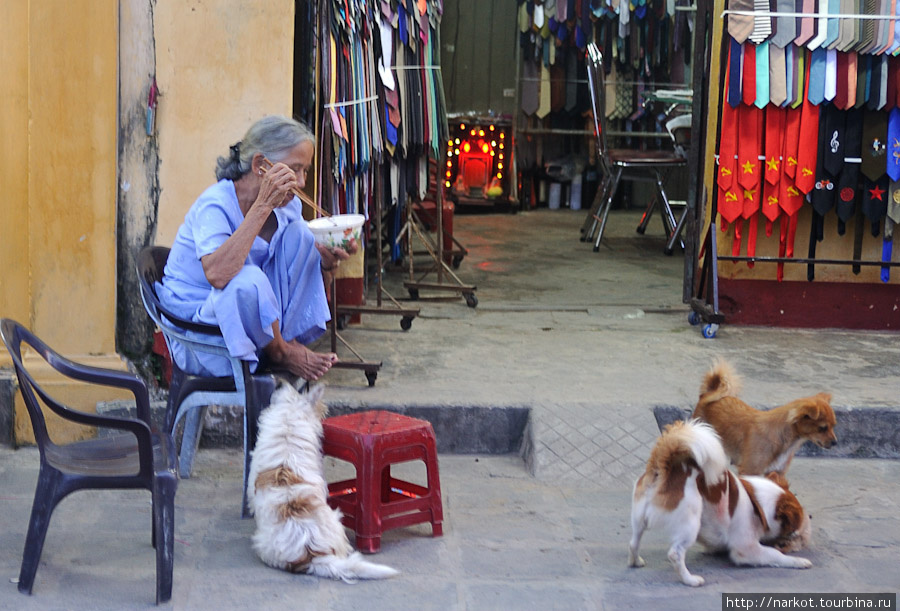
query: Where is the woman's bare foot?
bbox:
[264,338,337,381]
[283,342,337,381]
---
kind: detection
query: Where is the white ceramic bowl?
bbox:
[307,214,365,251]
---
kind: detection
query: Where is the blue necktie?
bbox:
[887,108,900,181]
[728,38,743,108]
[755,41,770,108]
[808,48,827,105]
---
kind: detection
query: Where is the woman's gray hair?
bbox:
[215,115,315,181]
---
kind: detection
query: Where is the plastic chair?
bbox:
[580,43,688,253]
[136,246,276,518]
[0,318,177,604]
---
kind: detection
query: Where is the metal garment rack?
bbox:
[335,168,421,331]
[689,2,900,339]
[399,156,478,308]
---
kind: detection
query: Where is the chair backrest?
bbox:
[585,43,610,170]
[137,246,221,337]
[665,114,692,158]
[0,318,153,474]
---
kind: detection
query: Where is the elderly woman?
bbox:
[157,115,352,381]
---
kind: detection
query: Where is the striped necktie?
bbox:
[748,0,773,43]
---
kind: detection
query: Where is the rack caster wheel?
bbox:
[365,371,377,387]
[702,323,719,339]
[336,314,351,330]
[452,255,463,269]
[636,225,647,235]
[408,288,419,300]
[400,316,413,331]
[464,292,478,308]
[663,246,674,256]
[688,311,701,326]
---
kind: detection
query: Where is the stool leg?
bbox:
[424,441,444,537]
[355,454,383,554]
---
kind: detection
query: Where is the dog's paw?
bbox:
[793,558,812,569]
[682,574,705,587]
[628,554,645,568]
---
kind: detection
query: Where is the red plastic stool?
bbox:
[322,410,443,554]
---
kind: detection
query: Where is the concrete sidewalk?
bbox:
[0,447,897,610]
[1,209,898,609]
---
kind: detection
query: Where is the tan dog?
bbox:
[692,359,837,476]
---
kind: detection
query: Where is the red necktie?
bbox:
[743,43,757,107]
[834,52,850,110]
[795,60,820,194]
[763,106,786,224]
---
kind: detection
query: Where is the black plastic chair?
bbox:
[0,318,177,604]
[136,246,276,518]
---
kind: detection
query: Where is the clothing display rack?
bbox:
[690,0,900,338]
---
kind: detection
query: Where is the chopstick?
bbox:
[260,157,331,217]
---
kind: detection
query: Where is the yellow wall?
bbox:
[153,0,296,246]
[0,0,127,444]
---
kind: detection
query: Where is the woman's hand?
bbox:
[256,162,298,211]
[316,238,357,271]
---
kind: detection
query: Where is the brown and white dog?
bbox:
[246,381,398,581]
[692,359,837,476]
[628,420,812,586]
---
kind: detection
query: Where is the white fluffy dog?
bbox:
[247,380,399,581]
[628,420,812,586]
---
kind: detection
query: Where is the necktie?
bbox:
[794,0,817,46]
[743,43,758,106]
[888,107,900,180]
[858,0,877,52]
[796,65,821,193]
[847,51,858,108]
[763,106,786,222]
[791,46,807,108]
[770,44,788,105]
[836,107,864,224]
[808,47,828,104]
[728,0,756,43]
[823,102,847,177]
[729,38,744,107]
[756,41,771,107]
[860,109,888,181]
[806,0,830,50]
[823,0,841,48]
[749,0,773,43]
[783,43,796,106]
[719,80,743,224]
[784,106,802,181]
[887,56,898,110]
[834,51,850,109]
[889,0,900,55]
[878,55,889,110]
[811,105,838,215]
[824,49,838,102]
[536,63,552,118]
[856,54,870,108]
[868,55,883,110]
[841,0,862,52]
[771,0,798,47]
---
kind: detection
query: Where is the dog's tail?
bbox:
[653,420,729,487]
[307,552,399,582]
[696,358,742,410]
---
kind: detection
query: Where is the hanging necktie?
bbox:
[771,0,798,47]
[834,51,850,109]
[812,103,845,216]
[794,0,817,47]
[720,53,744,224]
[796,58,821,193]
[737,104,763,260]
[763,106,787,231]
[779,103,805,280]
[743,42,758,106]
[728,0,756,44]
[836,107,864,234]
[808,47,827,105]
[729,38,744,107]
[770,44,788,106]
[748,0,773,43]
[756,41,771,107]
[823,49,838,102]
[861,110,889,235]
[884,176,900,281]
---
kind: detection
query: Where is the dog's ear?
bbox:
[765,471,790,490]
[775,492,805,536]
